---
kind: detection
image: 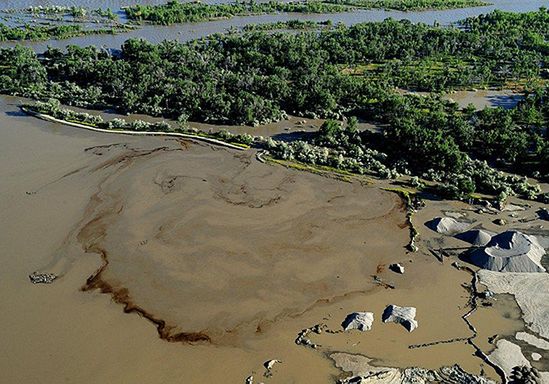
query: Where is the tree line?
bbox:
[124,0,350,25]
[1,9,547,199]
[1,9,546,123]
[324,0,488,11]
[0,23,132,41]
[125,0,490,26]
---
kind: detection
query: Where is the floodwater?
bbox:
[1,94,537,383]
[1,1,548,381]
[2,0,168,8]
[448,90,524,110]
[1,0,548,51]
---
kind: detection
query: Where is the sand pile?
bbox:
[470,231,546,273]
[455,229,494,246]
[425,217,469,235]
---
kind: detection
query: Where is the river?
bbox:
[1,0,548,51]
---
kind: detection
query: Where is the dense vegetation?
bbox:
[266,85,547,199]
[125,0,350,25]
[23,99,255,147]
[325,0,489,11]
[125,0,490,25]
[1,9,548,199]
[2,9,546,121]
[0,23,131,41]
[242,20,333,31]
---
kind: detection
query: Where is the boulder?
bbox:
[389,263,405,274]
[493,218,508,226]
[342,312,374,332]
[382,305,418,332]
[537,208,549,221]
[425,217,469,235]
[532,353,542,362]
[264,359,281,371]
[29,272,57,284]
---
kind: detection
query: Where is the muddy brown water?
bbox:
[1,94,537,383]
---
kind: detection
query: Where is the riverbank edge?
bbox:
[21,107,249,151]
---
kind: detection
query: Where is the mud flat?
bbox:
[73,140,409,343]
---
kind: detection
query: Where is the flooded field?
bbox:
[3,94,547,383]
[448,89,524,110]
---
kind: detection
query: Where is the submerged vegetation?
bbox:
[22,93,548,202]
[22,85,548,203]
[1,9,548,200]
[0,5,127,41]
[124,0,350,25]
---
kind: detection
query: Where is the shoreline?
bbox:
[22,107,249,152]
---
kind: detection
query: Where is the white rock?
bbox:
[342,312,374,332]
[389,263,405,274]
[382,305,418,332]
[264,359,281,371]
[532,352,542,361]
